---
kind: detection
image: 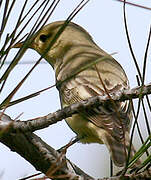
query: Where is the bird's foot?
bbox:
[57,136,80,153]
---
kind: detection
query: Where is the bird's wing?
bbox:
[62,58,132,141]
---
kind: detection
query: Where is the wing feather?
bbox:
[61,59,132,142]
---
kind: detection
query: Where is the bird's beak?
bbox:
[12,41,24,48]
[12,39,36,50]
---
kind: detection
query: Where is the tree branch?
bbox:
[0,113,151,179]
[0,113,93,180]
[3,82,151,133]
[0,83,151,179]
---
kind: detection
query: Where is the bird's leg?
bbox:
[57,136,81,153]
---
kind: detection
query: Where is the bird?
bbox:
[13,21,140,169]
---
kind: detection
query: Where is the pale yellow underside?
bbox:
[65,113,107,144]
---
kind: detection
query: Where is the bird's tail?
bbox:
[104,131,141,168]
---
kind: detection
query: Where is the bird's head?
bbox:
[13,21,94,68]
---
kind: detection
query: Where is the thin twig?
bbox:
[116,0,151,11]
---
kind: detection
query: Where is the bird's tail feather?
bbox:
[104,132,141,168]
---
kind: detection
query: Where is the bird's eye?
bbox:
[39,34,48,42]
